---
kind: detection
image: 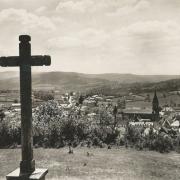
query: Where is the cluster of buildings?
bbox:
[1,88,180,136]
[123,91,159,121]
[123,90,180,135]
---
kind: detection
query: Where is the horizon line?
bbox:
[1,70,180,76]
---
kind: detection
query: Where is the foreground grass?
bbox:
[1,147,180,180]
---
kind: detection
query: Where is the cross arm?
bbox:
[0,56,19,67]
[31,55,51,66]
[0,55,51,67]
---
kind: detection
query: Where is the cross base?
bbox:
[20,160,35,174]
[6,168,48,180]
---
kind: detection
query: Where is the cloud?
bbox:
[0,0,58,11]
[56,0,93,13]
[106,0,150,18]
[47,28,109,49]
[47,19,180,62]
[56,0,150,15]
[113,20,180,55]
[0,0,180,74]
[135,0,150,10]
[35,6,47,14]
[118,20,180,37]
[0,8,56,33]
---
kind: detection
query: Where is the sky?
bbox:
[0,0,180,74]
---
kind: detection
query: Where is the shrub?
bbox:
[153,133,174,153]
[1,99,179,154]
[172,134,180,153]
[125,126,143,147]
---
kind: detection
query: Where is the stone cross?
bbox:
[0,35,51,180]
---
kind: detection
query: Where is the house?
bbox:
[162,107,174,112]
[83,99,96,107]
[87,113,96,117]
[173,107,180,113]
[171,120,179,129]
[92,95,98,98]
[106,96,114,99]
[106,99,112,102]
[123,108,153,120]
[129,121,153,127]
[158,113,180,135]
[11,103,21,109]
[80,106,88,112]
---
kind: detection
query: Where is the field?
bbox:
[126,92,180,109]
[1,147,180,180]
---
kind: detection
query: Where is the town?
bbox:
[1,88,180,152]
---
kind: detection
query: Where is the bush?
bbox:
[1,99,179,154]
[115,135,125,146]
[153,133,174,153]
[0,112,21,148]
[125,125,143,148]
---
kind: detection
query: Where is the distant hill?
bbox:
[86,73,180,83]
[0,71,180,93]
[31,72,112,92]
[0,71,19,81]
[0,71,113,91]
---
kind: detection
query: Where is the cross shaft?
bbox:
[0,35,51,175]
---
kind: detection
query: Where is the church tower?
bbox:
[152,90,159,121]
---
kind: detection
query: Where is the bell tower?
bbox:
[152,90,159,121]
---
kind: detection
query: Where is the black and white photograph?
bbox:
[0,0,180,179]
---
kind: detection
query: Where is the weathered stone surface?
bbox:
[6,168,48,180]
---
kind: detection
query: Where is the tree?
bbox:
[117,98,126,109]
[78,95,84,105]
[34,91,54,101]
[0,110,5,122]
[145,94,150,102]
[163,93,166,98]
[113,105,118,128]
[14,99,19,103]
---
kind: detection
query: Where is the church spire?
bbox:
[152,89,159,120]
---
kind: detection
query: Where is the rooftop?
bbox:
[123,108,152,114]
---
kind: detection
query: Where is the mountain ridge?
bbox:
[0,71,180,92]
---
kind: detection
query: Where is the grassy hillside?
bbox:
[1,147,180,180]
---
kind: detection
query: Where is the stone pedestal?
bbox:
[6,168,48,180]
